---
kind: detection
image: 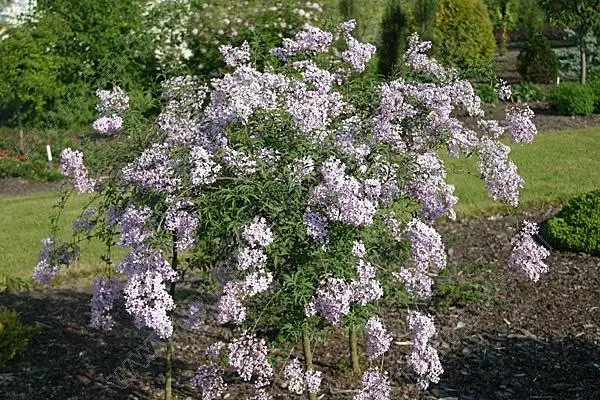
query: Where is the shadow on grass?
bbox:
[431,333,600,399]
[0,288,197,400]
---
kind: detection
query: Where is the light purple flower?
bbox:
[165,199,198,252]
[506,106,537,144]
[32,238,61,284]
[89,277,121,331]
[60,148,96,193]
[406,311,443,389]
[189,364,227,400]
[227,333,273,382]
[354,369,390,400]
[93,115,123,135]
[242,216,274,248]
[507,221,550,282]
[365,317,392,359]
[220,41,251,67]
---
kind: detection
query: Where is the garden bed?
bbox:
[1,207,599,399]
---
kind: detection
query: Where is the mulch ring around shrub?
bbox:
[1,206,600,399]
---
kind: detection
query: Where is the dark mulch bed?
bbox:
[2,207,600,399]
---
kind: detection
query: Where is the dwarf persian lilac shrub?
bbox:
[34,21,549,400]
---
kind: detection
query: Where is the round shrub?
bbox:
[434,0,496,69]
[516,34,559,83]
[0,307,40,371]
[474,82,499,103]
[549,82,596,116]
[541,190,600,255]
[588,77,600,112]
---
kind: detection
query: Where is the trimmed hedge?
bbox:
[434,0,496,69]
[541,189,600,255]
[517,34,559,84]
[548,82,596,116]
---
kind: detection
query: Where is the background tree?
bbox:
[378,0,410,76]
[539,0,600,83]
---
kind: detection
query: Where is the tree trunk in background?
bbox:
[302,332,317,400]
[16,97,24,154]
[580,35,587,84]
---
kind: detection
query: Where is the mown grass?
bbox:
[444,127,600,218]
[0,192,109,281]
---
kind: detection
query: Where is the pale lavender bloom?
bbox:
[394,219,446,299]
[96,86,129,115]
[60,148,96,193]
[89,277,121,331]
[204,341,225,357]
[507,221,550,282]
[307,276,352,325]
[365,317,392,359]
[190,146,221,185]
[407,151,458,222]
[304,211,328,244]
[242,216,274,248]
[271,25,333,61]
[217,281,246,324]
[406,311,443,390]
[477,119,505,138]
[93,115,123,135]
[227,333,273,382]
[183,302,205,331]
[342,35,376,73]
[122,143,183,193]
[241,269,273,297]
[477,137,524,206]
[505,106,537,144]
[284,82,345,134]
[222,146,257,175]
[189,364,227,400]
[165,199,198,252]
[352,240,366,258]
[116,247,178,339]
[237,247,268,270]
[404,33,446,79]
[219,41,250,67]
[495,79,512,101]
[351,259,383,305]
[304,369,322,394]
[293,60,338,92]
[247,389,272,400]
[335,116,371,160]
[117,205,153,248]
[32,238,60,284]
[354,369,390,400]
[283,359,304,394]
[339,19,357,34]
[156,111,196,145]
[289,156,315,184]
[73,208,97,233]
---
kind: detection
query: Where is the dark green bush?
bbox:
[541,189,600,255]
[588,77,600,113]
[377,0,410,77]
[511,82,546,103]
[517,35,560,84]
[434,0,496,69]
[474,82,499,103]
[0,307,40,371]
[549,82,596,116]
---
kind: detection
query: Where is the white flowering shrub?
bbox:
[34,20,550,400]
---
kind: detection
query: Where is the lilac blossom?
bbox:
[190,146,221,185]
[495,79,512,101]
[165,199,198,252]
[219,41,250,67]
[406,311,443,389]
[241,269,273,297]
[96,86,129,115]
[271,25,333,60]
[242,216,274,248]
[122,143,183,193]
[60,148,96,193]
[341,35,376,73]
[32,238,61,284]
[303,211,328,244]
[236,247,268,270]
[335,116,371,160]
[284,81,345,134]
[183,302,205,331]
[93,115,123,135]
[204,341,225,357]
[227,333,273,382]
[354,369,390,400]
[282,359,322,395]
[505,106,537,144]
[477,137,524,206]
[89,277,121,331]
[404,33,447,80]
[289,156,315,184]
[394,218,446,299]
[217,281,246,324]
[117,205,153,248]
[306,276,352,325]
[73,208,97,233]
[189,364,227,400]
[365,317,392,359]
[293,60,339,92]
[351,259,383,305]
[507,221,550,282]
[305,369,322,394]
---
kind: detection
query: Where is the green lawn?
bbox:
[445,127,600,218]
[0,192,108,281]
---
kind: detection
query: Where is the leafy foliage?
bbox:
[549,82,596,116]
[434,0,496,69]
[474,82,499,103]
[517,34,560,83]
[0,307,40,371]
[542,189,600,255]
[510,82,546,103]
[554,32,600,79]
[377,0,410,76]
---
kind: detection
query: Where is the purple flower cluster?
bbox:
[477,137,524,206]
[89,277,121,331]
[227,333,273,384]
[60,148,96,193]
[122,143,183,193]
[340,21,376,73]
[306,276,352,325]
[219,41,251,67]
[93,86,129,135]
[183,302,205,331]
[303,211,328,244]
[507,221,550,282]
[242,216,274,247]
[505,106,537,144]
[271,25,333,61]
[189,364,227,400]
[495,79,512,101]
[404,33,447,80]
[395,218,446,299]
[354,369,390,400]
[365,317,392,359]
[73,208,97,234]
[117,205,153,248]
[165,199,198,252]
[32,238,61,284]
[283,358,322,395]
[289,156,315,184]
[406,311,443,389]
[190,146,222,185]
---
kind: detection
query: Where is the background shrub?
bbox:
[541,189,600,255]
[474,82,499,103]
[517,34,560,83]
[0,307,40,371]
[434,0,496,69]
[377,0,410,76]
[588,76,600,112]
[511,82,546,103]
[549,82,596,116]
